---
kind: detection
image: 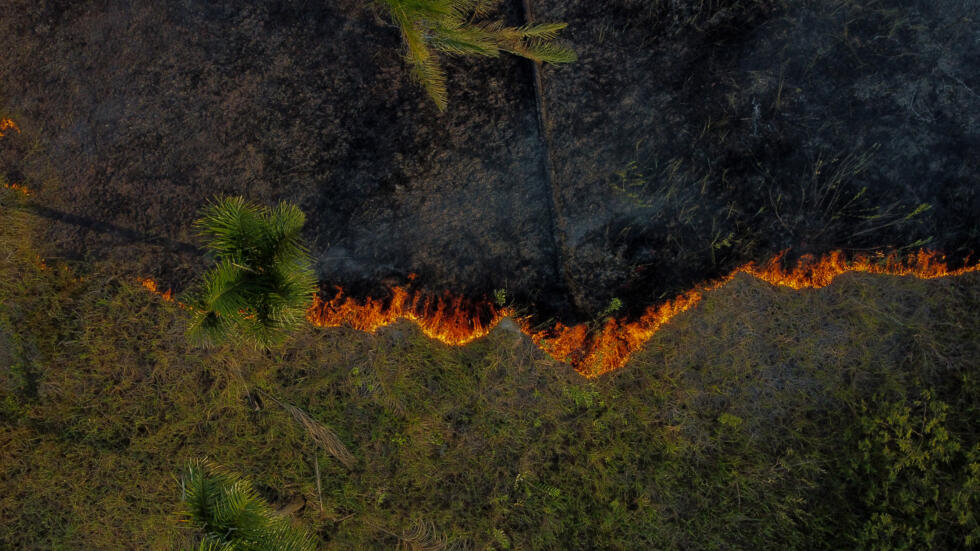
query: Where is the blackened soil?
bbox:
[0,0,978,325]
[537,0,980,317]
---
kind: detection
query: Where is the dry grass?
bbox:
[2,183,979,549]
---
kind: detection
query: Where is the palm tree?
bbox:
[377,0,577,110]
[187,197,317,348]
[180,459,317,551]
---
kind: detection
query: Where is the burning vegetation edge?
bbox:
[137,248,980,378]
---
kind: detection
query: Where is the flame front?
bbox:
[308,286,512,346]
[536,250,980,377]
[137,249,979,377]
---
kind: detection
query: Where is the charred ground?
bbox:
[0,0,977,324]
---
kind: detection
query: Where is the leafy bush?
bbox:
[188,197,317,348]
[377,0,576,110]
[844,392,980,550]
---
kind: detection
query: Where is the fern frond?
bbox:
[400,519,447,550]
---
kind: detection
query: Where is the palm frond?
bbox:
[180,459,317,551]
[200,260,253,316]
[503,39,578,64]
[190,197,317,348]
[196,197,267,264]
[513,22,567,40]
[186,308,238,349]
[382,0,453,22]
[409,53,449,111]
[429,25,500,57]
[183,538,237,551]
[262,391,357,469]
[267,202,309,265]
[376,0,575,110]
[471,0,503,17]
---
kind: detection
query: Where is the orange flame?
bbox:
[1,182,32,196]
[138,277,175,302]
[308,286,511,346]
[137,249,979,377]
[0,117,19,138]
[534,249,980,377]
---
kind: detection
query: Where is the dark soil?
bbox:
[1,0,978,324]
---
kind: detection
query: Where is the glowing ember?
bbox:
[137,249,979,377]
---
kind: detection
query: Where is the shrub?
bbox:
[180,459,317,551]
[187,197,317,348]
[844,392,980,549]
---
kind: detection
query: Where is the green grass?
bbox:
[2,186,979,549]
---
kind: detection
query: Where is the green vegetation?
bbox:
[377,0,577,110]
[2,186,979,549]
[187,197,317,348]
[180,459,317,551]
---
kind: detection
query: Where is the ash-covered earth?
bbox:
[0,0,977,324]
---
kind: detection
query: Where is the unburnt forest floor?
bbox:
[2,187,979,550]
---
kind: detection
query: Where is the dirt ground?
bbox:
[1,0,977,323]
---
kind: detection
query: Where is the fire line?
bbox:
[138,249,979,378]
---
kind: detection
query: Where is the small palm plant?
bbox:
[188,197,317,348]
[377,0,577,110]
[180,459,317,551]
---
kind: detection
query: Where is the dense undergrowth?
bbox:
[2,187,979,549]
